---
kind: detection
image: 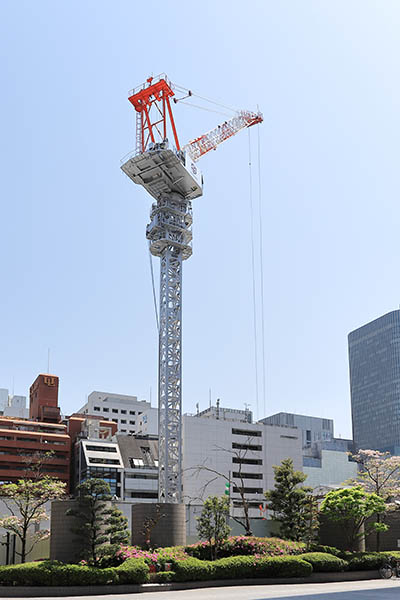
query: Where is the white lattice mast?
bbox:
[121,74,262,504]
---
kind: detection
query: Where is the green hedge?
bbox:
[114,558,149,584]
[308,544,343,558]
[171,555,312,582]
[0,559,149,587]
[300,552,347,572]
[154,570,175,583]
[346,553,388,571]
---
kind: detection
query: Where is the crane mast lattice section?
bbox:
[147,192,193,503]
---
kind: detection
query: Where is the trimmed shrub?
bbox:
[171,554,312,582]
[0,561,118,586]
[170,557,215,582]
[308,544,343,558]
[154,570,175,583]
[300,552,347,572]
[115,558,149,584]
[346,553,387,571]
[185,536,306,560]
[254,556,312,578]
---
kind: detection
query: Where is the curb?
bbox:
[0,571,382,597]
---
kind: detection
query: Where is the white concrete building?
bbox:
[78,391,150,435]
[137,407,158,436]
[261,412,334,448]
[303,447,358,490]
[182,413,303,519]
[0,389,28,419]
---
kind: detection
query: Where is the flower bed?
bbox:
[185,536,306,560]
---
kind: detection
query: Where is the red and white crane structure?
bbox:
[121,74,262,503]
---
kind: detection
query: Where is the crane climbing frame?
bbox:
[121,74,263,504]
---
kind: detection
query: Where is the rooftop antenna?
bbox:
[216,398,220,420]
[196,402,199,415]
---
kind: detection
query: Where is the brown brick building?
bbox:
[0,373,70,491]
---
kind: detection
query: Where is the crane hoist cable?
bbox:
[257,124,267,419]
[248,127,259,421]
[174,100,232,118]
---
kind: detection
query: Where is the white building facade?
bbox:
[78,391,150,435]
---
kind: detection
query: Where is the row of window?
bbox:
[93,406,142,416]
[232,442,262,451]
[232,457,262,465]
[0,435,67,445]
[233,486,263,494]
[232,428,262,437]
[232,472,262,479]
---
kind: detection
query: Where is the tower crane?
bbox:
[121,74,263,504]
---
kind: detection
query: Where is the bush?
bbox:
[0,561,118,586]
[169,557,215,582]
[254,556,313,578]
[185,536,306,560]
[154,570,175,583]
[308,544,343,558]
[346,552,387,571]
[170,554,312,582]
[300,552,347,572]
[115,558,149,584]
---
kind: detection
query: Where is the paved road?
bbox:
[39,579,400,600]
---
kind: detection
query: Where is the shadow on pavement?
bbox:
[254,585,400,600]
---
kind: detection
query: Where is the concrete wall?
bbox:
[304,450,358,489]
[131,503,186,547]
[50,499,83,563]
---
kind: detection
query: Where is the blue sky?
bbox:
[1,0,400,438]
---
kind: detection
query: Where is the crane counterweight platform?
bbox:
[121,74,263,503]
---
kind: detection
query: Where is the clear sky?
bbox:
[1,0,400,438]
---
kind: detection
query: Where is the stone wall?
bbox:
[131,503,186,547]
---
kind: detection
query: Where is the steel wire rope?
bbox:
[148,241,160,333]
[175,100,232,118]
[172,82,238,114]
[257,125,267,419]
[248,128,259,420]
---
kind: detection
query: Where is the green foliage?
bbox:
[66,478,129,566]
[0,561,118,586]
[196,495,231,560]
[170,556,215,582]
[154,570,175,583]
[185,536,306,560]
[265,458,316,542]
[0,477,66,563]
[320,486,386,551]
[308,544,343,558]
[300,552,347,572]
[114,558,149,583]
[346,552,389,571]
[170,554,313,581]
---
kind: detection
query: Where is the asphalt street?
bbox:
[34,579,400,600]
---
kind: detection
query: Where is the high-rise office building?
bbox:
[349,309,400,453]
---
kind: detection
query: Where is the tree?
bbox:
[186,437,259,536]
[66,478,129,566]
[320,486,387,551]
[350,449,400,550]
[196,495,231,560]
[0,477,66,563]
[264,458,314,542]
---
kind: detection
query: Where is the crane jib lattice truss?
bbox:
[121,74,263,503]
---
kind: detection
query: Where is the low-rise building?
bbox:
[78,391,150,435]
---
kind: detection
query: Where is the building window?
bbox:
[94,406,100,412]
[112,419,118,423]
[121,429,127,433]
[232,457,262,465]
[233,486,263,494]
[129,421,135,425]
[86,445,117,453]
[112,409,118,414]
[130,411,135,415]
[232,428,262,437]
[121,410,127,414]
[121,420,127,424]
[232,472,263,479]
[232,442,262,451]
[103,407,109,412]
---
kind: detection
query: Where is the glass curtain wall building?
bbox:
[348,310,400,454]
